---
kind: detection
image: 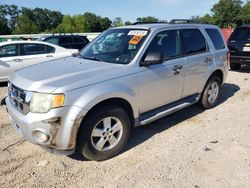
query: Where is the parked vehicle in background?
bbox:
[228,26,250,70]
[38,34,90,51]
[5,22,228,161]
[0,41,78,82]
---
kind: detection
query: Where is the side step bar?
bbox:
[139,94,200,126]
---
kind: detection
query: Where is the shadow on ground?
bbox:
[70,83,240,161]
[0,82,7,88]
[232,65,250,73]
[124,83,240,153]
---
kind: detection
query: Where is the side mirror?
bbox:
[141,52,164,66]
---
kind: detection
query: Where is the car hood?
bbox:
[9,57,129,93]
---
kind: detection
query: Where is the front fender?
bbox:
[65,80,139,120]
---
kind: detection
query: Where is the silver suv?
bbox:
[5,23,229,161]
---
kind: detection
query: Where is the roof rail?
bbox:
[169,19,196,24]
[132,21,167,25]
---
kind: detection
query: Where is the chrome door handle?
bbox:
[172,65,183,75]
[205,58,213,63]
[13,59,22,62]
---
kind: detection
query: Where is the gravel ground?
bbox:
[0,68,249,188]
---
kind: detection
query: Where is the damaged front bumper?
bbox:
[5,96,87,153]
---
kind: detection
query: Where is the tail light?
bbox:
[227,52,230,66]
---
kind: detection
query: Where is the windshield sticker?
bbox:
[129,35,143,45]
[128,30,148,36]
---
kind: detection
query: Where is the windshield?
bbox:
[79,29,149,64]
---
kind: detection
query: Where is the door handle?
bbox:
[172,65,183,75]
[13,59,22,62]
[46,55,53,58]
[205,58,213,64]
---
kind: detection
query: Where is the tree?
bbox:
[136,16,159,23]
[112,17,124,27]
[200,14,216,24]
[239,1,250,24]
[0,18,11,35]
[56,15,75,33]
[211,0,243,28]
[13,12,38,34]
[125,21,132,25]
[73,15,87,32]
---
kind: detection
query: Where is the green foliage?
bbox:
[112,17,124,27]
[239,1,250,24]
[136,16,159,23]
[125,21,132,25]
[211,0,243,28]
[0,18,11,35]
[13,9,38,34]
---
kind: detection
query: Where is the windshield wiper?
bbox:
[81,55,103,62]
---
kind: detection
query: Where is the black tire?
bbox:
[200,75,222,109]
[230,62,241,71]
[76,105,131,161]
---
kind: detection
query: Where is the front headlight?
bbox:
[30,93,65,113]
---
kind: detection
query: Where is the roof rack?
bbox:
[132,21,167,25]
[169,19,196,24]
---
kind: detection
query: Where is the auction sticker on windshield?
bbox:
[128,30,148,36]
[129,35,143,45]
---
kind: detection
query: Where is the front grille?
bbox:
[8,83,30,115]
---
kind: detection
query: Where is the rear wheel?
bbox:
[230,62,241,71]
[200,75,221,109]
[76,105,131,161]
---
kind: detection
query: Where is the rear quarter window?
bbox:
[230,27,250,41]
[205,28,225,50]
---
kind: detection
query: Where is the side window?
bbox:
[146,30,180,60]
[73,37,86,44]
[22,44,46,55]
[45,45,55,53]
[0,44,18,58]
[205,29,225,50]
[45,37,59,45]
[181,29,208,55]
[59,36,73,45]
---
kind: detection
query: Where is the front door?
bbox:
[138,29,185,113]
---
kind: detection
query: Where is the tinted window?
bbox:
[230,27,250,41]
[206,29,225,50]
[0,44,18,57]
[45,45,55,53]
[147,30,180,60]
[45,37,59,45]
[181,29,207,55]
[73,36,86,43]
[22,44,46,55]
[59,36,73,45]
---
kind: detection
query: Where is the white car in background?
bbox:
[0,41,78,82]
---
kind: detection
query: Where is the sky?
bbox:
[1,0,247,22]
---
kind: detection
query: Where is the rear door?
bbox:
[228,27,250,57]
[20,43,56,68]
[0,44,21,81]
[180,28,214,98]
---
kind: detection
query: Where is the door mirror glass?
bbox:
[141,52,164,66]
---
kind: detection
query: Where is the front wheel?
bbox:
[200,75,222,109]
[76,105,131,161]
